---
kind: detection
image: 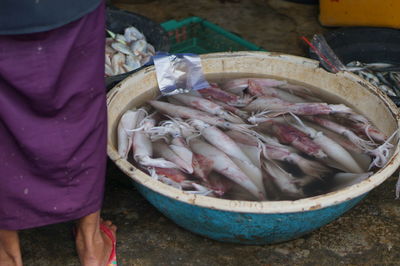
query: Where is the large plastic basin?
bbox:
[107,52,400,244]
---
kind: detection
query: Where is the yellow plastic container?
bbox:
[319,0,400,28]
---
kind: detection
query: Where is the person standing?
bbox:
[0,0,117,265]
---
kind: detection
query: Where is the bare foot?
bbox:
[0,230,23,266]
[0,250,22,266]
[75,219,117,266]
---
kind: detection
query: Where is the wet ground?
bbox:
[20,0,400,265]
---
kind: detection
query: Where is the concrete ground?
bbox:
[20,0,400,265]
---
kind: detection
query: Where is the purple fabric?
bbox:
[0,2,106,230]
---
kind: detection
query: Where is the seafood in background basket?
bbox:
[105,26,156,76]
[116,77,398,201]
[346,61,400,98]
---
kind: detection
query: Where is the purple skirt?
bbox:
[0,3,107,230]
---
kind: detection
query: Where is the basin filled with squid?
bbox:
[107,52,400,244]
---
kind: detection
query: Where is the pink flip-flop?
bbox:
[100,223,117,266]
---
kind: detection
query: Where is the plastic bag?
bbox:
[303,35,346,73]
[153,53,210,96]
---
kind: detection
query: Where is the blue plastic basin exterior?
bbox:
[134,182,366,244]
[107,52,400,245]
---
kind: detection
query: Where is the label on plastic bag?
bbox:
[153,53,210,96]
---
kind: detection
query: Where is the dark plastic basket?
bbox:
[105,7,170,89]
[308,27,400,106]
[161,17,266,54]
